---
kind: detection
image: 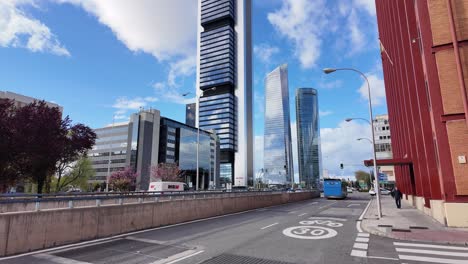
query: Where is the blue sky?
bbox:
[0,0,387,179]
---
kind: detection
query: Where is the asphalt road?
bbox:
[2,192,468,264]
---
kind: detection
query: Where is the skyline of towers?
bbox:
[196,0,253,187]
[296,88,321,188]
[263,64,294,185]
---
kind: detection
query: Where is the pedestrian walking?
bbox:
[392,187,402,209]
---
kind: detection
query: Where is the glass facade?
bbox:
[263,64,294,185]
[198,0,253,187]
[160,118,217,190]
[186,103,196,127]
[296,88,321,188]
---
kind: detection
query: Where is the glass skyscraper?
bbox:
[196,0,253,187]
[296,88,321,188]
[263,64,294,185]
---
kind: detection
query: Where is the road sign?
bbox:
[378,173,388,182]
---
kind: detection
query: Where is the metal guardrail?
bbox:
[0,190,313,213]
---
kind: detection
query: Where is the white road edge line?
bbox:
[288,211,298,214]
[261,223,279,230]
[164,250,204,264]
[367,256,399,261]
[308,217,346,221]
[395,248,468,257]
[399,254,468,264]
[393,242,468,251]
[356,199,372,233]
[298,213,307,216]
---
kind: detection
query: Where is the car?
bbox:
[369,189,376,196]
[380,188,391,195]
[347,187,353,193]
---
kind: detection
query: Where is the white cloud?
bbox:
[321,121,373,176]
[0,0,70,56]
[358,74,386,106]
[254,43,280,63]
[152,82,194,105]
[318,79,343,89]
[112,96,159,119]
[353,0,376,16]
[267,0,328,68]
[319,110,333,117]
[56,0,198,91]
[254,135,264,173]
[348,9,366,54]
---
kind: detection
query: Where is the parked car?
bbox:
[347,187,353,193]
[380,188,391,195]
[369,189,376,196]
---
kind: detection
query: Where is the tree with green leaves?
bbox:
[53,157,95,192]
[355,170,373,189]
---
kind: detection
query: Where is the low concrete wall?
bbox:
[0,191,318,256]
[445,203,468,227]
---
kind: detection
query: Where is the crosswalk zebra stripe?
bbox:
[395,248,468,257]
[399,254,468,264]
[394,242,468,251]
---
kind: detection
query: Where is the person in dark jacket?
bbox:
[392,187,402,209]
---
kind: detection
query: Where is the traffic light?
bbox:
[340,163,344,169]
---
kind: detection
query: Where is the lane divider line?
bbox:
[298,213,307,217]
[260,223,279,230]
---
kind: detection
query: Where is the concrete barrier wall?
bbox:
[0,191,318,257]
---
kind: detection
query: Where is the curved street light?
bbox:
[357,138,373,144]
[345,117,371,125]
[324,67,382,219]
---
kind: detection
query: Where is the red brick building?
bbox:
[375,0,468,226]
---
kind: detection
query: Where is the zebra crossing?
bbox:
[394,241,468,264]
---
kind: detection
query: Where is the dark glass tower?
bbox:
[296,88,321,188]
[197,0,253,187]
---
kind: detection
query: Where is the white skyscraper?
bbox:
[263,64,294,186]
[196,0,253,187]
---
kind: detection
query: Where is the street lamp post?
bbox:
[357,137,373,144]
[105,115,115,192]
[324,67,382,219]
[182,87,216,191]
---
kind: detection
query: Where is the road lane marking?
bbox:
[35,254,91,264]
[156,250,205,264]
[309,202,318,205]
[350,249,367,257]
[357,233,370,237]
[355,237,369,243]
[283,226,337,240]
[260,223,279,230]
[353,243,368,250]
[298,213,307,216]
[395,248,468,257]
[399,254,468,264]
[347,204,360,207]
[393,242,468,251]
[288,211,298,214]
[308,217,346,221]
[367,256,399,260]
[319,201,337,209]
[356,199,372,233]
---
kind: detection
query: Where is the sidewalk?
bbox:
[361,195,468,245]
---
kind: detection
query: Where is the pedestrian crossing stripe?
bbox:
[394,242,468,264]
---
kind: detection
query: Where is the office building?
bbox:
[88,123,129,183]
[90,109,219,190]
[296,88,321,188]
[186,103,196,127]
[196,0,253,187]
[263,65,294,186]
[375,0,468,226]
[373,114,395,183]
[0,91,63,112]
